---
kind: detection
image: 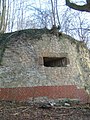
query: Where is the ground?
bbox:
[0,101,90,120]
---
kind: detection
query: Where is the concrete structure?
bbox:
[0,29,90,103]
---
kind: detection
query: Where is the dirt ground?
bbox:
[0,101,90,120]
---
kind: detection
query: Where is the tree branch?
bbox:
[66,0,90,12]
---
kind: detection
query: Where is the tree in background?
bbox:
[50,0,60,27]
[60,8,90,45]
[0,0,90,47]
[0,0,9,33]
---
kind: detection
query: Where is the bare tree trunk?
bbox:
[51,0,56,26]
[0,0,6,32]
[11,0,15,32]
[55,0,60,26]
[0,0,9,33]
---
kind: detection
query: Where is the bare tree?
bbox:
[0,0,8,32]
[2,0,89,47]
[50,0,60,28]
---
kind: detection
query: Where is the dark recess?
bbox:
[43,57,69,67]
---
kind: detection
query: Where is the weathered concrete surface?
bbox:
[0,29,90,102]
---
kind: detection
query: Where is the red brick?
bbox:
[0,85,89,104]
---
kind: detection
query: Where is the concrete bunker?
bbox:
[0,29,90,103]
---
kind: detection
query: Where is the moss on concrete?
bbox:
[0,28,89,65]
[0,29,50,64]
